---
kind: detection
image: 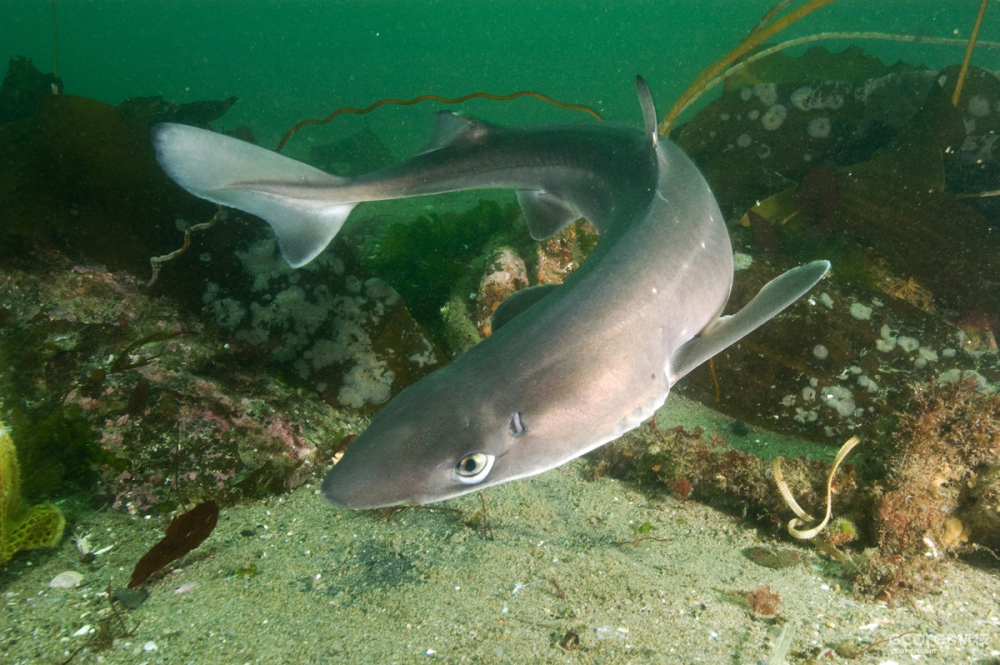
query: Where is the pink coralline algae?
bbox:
[92,365,359,513]
[534,220,598,285]
[0,246,364,515]
[476,247,529,336]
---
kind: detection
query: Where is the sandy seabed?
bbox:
[2,395,998,665]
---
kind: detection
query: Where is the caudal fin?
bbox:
[152,123,356,267]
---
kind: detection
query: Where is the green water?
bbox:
[3,1,997,155]
[3,5,1000,662]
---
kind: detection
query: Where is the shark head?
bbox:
[322,331,608,509]
[320,364,553,509]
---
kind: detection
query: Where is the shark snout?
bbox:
[320,459,400,509]
[320,436,439,509]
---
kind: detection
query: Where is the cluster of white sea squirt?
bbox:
[779,289,993,437]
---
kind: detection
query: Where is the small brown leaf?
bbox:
[128,500,219,588]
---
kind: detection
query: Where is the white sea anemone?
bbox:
[754,83,778,106]
[807,116,831,139]
[968,94,991,117]
[761,104,787,131]
[791,85,844,112]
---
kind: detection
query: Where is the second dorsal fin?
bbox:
[416,111,488,155]
[634,75,659,147]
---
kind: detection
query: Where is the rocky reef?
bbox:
[588,375,1000,601]
[0,247,367,514]
[2,46,999,604]
[672,49,1000,447]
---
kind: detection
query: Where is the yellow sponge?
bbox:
[1,416,65,565]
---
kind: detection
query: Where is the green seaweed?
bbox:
[362,200,532,342]
[0,319,104,502]
[233,562,259,578]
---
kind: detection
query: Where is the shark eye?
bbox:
[508,412,526,437]
[453,452,495,485]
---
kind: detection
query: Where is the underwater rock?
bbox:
[591,379,1000,601]
[0,56,63,125]
[738,76,1000,327]
[844,378,1000,599]
[118,94,239,129]
[588,423,860,539]
[0,91,453,447]
[358,199,532,353]
[535,219,598,285]
[675,253,998,444]
[200,235,447,410]
[476,247,528,336]
[941,65,1000,192]
[0,246,364,513]
[536,224,577,284]
[0,94,214,276]
[440,294,483,356]
[878,378,1000,555]
[49,570,84,588]
[960,465,1000,546]
[726,44,922,90]
[677,47,943,217]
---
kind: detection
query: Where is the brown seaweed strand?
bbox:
[749,0,798,38]
[128,500,219,588]
[952,0,990,107]
[659,0,838,135]
[724,0,799,91]
[144,206,223,287]
[275,91,602,152]
[680,31,1000,118]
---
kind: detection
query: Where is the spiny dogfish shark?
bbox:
[153,76,829,509]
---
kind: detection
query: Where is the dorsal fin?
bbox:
[415,111,485,155]
[635,75,659,147]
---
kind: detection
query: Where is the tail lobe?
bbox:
[152,123,355,267]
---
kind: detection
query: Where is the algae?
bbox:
[726,44,923,90]
[362,199,533,345]
[0,413,65,565]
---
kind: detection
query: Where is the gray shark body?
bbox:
[153,77,828,509]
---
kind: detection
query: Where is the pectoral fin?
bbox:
[669,260,830,383]
[491,284,559,332]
